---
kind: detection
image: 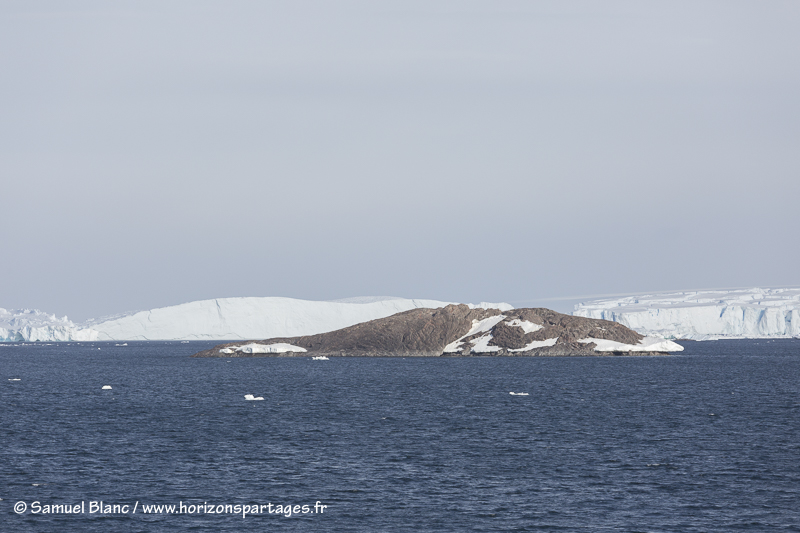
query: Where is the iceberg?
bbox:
[1,297,513,342]
[0,308,98,342]
[573,287,800,340]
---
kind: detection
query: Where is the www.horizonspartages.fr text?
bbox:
[12,500,327,518]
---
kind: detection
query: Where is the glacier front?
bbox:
[1,296,513,342]
[573,288,800,340]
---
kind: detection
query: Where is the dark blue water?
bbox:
[1,340,799,532]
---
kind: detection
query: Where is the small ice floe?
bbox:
[509,392,529,396]
[181,341,190,343]
[8,378,21,381]
[102,385,112,390]
[312,356,329,360]
[115,343,128,346]
[244,394,264,401]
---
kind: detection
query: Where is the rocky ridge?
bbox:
[192,305,681,358]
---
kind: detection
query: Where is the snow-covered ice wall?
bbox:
[85,297,471,341]
[573,288,800,340]
[1,297,513,342]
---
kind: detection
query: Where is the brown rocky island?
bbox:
[191,304,683,357]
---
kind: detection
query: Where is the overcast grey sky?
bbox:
[1,0,798,321]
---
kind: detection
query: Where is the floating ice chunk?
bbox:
[312,356,329,360]
[102,385,112,390]
[8,378,21,381]
[509,392,529,396]
[244,394,264,401]
[508,337,558,352]
[115,343,127,346]
[505,319,543,334]
[578,336,684,352]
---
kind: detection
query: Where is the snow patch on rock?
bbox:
[222,343,307,354]
[578,337,684,352]
[508,337,558,352]
[469,334,503,353]
[505,319,543,334]
[444,315,507,353]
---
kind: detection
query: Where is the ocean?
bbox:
[1,340,798,531]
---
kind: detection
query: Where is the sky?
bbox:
[1,0,799,321]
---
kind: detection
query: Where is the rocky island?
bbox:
[191,305,683,357]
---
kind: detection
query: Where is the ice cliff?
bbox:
[0,297,512,342]
[573,288,800,340]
